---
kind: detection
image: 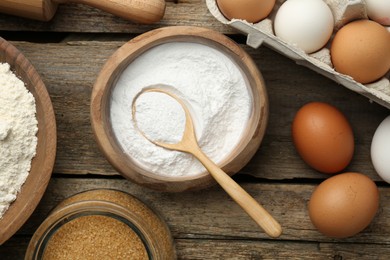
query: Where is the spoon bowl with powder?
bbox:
[132,88,282,238]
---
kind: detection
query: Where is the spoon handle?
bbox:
[56,0,166,24]
[192,148,282,238]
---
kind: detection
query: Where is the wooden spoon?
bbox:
[0,0,166,23]
[132,88,282,238]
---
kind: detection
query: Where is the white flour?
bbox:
[134,91,186,144]
[110,42,252,177]
[0,63,38,218]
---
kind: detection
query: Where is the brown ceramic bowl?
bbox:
[0,38,56,245]
[91,26,268,192]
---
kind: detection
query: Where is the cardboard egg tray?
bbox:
[206,0,390,109]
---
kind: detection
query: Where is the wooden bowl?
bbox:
[91,26,268,192]
[0,38,56,245]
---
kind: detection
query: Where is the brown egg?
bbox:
[309,172,379,238]
[216,0,276,23]
[292,102,354,174]
[331,19,390,84]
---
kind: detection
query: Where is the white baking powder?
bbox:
[0,63,38,218]
[110,42,252,177]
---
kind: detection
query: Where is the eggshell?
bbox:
[331,19,390,84]
[309,172,379,238]
[274,0,334,53]
[216,0,276,23]
[366,0,390,25]
[292,102,354,174]
[371,115,390,183]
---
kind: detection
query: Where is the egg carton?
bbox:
[206,0,390,109]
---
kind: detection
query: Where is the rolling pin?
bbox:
[0,0,166,24]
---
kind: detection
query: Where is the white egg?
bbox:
[371,116,390,183]
[274,0,334,54]
[366,0,390,26]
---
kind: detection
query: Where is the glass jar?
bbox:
[25,189,176,260]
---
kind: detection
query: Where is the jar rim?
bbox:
[27,200,155,260]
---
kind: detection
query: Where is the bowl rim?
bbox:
[0,37,57,245]
[90,26,268,192]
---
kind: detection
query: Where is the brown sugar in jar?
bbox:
[25,189,176,260]
[42,215,148,260]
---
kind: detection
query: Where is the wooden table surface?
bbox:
[1,1,389,259]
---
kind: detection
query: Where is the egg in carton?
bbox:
[206,0,390,109]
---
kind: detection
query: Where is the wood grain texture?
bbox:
[0,0,57,21]
[10,40,389,181]
[0,1,232,33]
[176,239,390,259]
[3,235,390,259]
[0,0,389,257]
[64,0,166,24]
[0,0,166,23]
[4,178,387,243]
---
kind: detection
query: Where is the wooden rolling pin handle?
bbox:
[55,0,166,24]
